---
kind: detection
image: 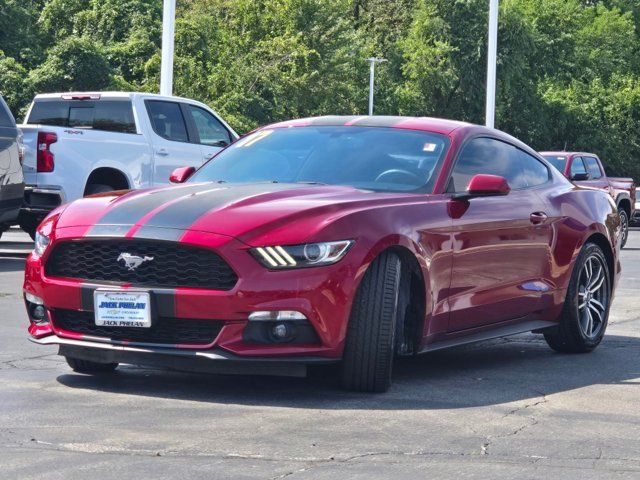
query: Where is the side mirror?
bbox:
[453,174,511,200]
[570,172,591,181]
[169,166,196,184]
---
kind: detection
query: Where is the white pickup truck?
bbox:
[19,92,238,237]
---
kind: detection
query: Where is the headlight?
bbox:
[34,231,50,256]
[251,240,353,269]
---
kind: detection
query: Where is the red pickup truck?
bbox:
[540,151,636,248]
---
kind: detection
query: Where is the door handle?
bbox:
[203,154,215,161]
[156,148,169,156]
[530,212,548,224]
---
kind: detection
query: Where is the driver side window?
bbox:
[449,138,514,192]
[449,138,549,192]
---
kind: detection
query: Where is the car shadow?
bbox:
[56,333,640,410]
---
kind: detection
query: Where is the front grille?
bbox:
[52,309,224,345]
[45,240,238,290]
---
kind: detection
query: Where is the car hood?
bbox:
[55,182,414,246]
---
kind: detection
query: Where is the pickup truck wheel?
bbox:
[341,251,402,393]
[85,184,115,196]
[619,209,629,248]
[544,243,610,353]
[65,356,118,374]
[19,214,39,241]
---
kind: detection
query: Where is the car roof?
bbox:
[539,151,599,158]
[266,115,475,135]
[33,92,202,103]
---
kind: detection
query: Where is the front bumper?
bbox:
[31,335,337,377]
[25,227,363,362]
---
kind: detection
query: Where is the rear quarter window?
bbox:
[27,99,136,133]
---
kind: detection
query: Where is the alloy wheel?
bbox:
[620,210,629,247]
[577,254,609,338]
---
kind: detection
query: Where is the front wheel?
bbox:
[619,209,629,249]
[544,242,611,353]
[341,251,402,393]
[65,356,118,374]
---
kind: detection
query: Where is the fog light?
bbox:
[32,305,46,321]
[271,323,289,339]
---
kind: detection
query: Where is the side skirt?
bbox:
[418,319,557,355]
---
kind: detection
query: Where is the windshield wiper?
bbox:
[295,181,327,185]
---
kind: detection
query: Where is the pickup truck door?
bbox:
[144,99,204,185]
[581,156,611,192]
[181,104,233,163]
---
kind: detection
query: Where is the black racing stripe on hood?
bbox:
[90,183,210,229]
[137,183,307,233]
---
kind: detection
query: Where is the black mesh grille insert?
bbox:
[52,309,224,345]
[45,240,238,290]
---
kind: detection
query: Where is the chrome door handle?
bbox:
[156,148,169,156]
[530,212,548,224]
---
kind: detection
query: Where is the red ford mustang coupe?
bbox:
[24,116,621,392]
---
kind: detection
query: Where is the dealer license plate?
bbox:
[94,290,152,328]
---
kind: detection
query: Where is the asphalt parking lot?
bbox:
[1,228,639,479]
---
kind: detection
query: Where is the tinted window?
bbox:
[0,97,16,127]
[187,105,230,146]
[449,138,548,192]
[27,99,136,133]
[518,150,550,187]
[584,156,603,179]
[542,155,567,173]
[146,101,189,143]
[570,157,588,176]
[191,126,450,193]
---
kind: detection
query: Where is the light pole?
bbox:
[366,57,387,116]
[160,0,176,96]
[485,0,499,128]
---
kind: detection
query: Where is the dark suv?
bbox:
[0,96,25,239]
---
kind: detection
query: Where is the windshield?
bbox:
[190,126,450,193]
[542,155,567,173]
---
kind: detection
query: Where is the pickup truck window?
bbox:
[570,157,588,176]
[27,99,136,134]
[145,100,189,143]
[186,105,231,146]
[584,156,603,179]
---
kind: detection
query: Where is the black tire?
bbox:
[341,251,402,393]
[619,209,629,249]
[85,184,115,196]
[65,356,118,374]
[19,213,40,241]
[544,242,611,353]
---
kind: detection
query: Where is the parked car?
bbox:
[0,95,25,239]
[25,116,620,392]
[632,189,639,226]
[18,92,238,239]
[539,152,636,247]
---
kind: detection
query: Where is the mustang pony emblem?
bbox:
[117,253,154,271]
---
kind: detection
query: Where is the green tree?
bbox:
[28,36,114,93]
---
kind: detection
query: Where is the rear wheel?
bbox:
[619,209,629,249]
[544,242,610,353]
[65,356,118,374]
[341,251,402,393]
